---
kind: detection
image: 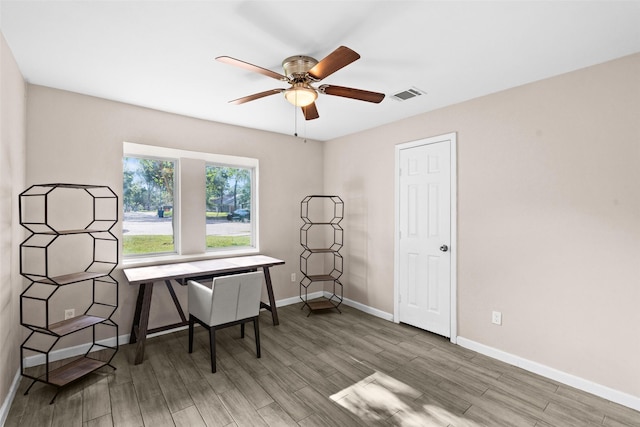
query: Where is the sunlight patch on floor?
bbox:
[330,371,479,426]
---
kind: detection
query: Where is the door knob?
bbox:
[440,245,449,252]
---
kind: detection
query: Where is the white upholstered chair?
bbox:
[188,271,263,373]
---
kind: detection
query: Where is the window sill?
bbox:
[121,248,260,269]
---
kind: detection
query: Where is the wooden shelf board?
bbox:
[49,315,106,336]
[308,300,337,311]
[306,274,337,282]
[39,272,108,285]
[42,357,107,386]
[41,229,103,235]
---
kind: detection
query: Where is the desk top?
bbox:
[123,254,285,285]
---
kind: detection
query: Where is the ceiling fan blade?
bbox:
[216,56,287,81]
[307,46,360,80]
[229,89,284,105]
[319,85,385,103]
[302,103,319,120]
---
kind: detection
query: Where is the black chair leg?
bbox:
[209,327,217,373]
[188,315,194,353]
[254,317,261,359]
[240,322,245,338]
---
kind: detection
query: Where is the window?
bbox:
[122,156,176,256]
[205,165,253,251]
[123,142,258,261]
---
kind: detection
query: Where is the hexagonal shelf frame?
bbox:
[299,195,344,315]
[19,184,119,403]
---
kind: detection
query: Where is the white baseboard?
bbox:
[0,369,21,427]
[278,291,395,323]
[457,336,640,412]
[328,292,394,321]
[23,335,128,368]
[276,291,323,307]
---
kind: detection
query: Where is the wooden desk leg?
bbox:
[129,282,146,344]
[165,280,187,324]
[132,282,153,365]
[263,267,279,326]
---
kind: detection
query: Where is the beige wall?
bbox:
[25,85,324,345]
[324,53,640,398]
[0,32,26,414]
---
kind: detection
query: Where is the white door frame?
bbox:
[394,132,458,344]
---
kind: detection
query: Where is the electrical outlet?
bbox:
[492,311,502,325]
[64,309,75,320]
[291,273,296,282]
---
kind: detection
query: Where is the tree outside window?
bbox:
[122,157,176,256]
[205,165,252,250]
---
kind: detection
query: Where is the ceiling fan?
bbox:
[216,46,385,120]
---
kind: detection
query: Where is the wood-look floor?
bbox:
[5,302,640,427]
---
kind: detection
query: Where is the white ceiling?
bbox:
[1,1,639,141]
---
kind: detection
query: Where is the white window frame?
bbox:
[123,142,259,267]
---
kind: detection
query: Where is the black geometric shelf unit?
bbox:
[299,195,344,315]
[19,183,119,403]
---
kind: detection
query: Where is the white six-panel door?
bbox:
[396,134,455,338]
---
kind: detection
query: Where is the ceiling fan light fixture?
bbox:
[284,83,317,107]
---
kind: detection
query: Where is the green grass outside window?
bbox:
[123,235,251,255]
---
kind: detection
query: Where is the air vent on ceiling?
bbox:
[391,87,426,101]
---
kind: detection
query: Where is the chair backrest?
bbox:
[209,271,263,326]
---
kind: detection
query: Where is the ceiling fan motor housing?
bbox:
[282,55,318,81]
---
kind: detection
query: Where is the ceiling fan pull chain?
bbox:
[294,102,298,137]
[302,115,307,142]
